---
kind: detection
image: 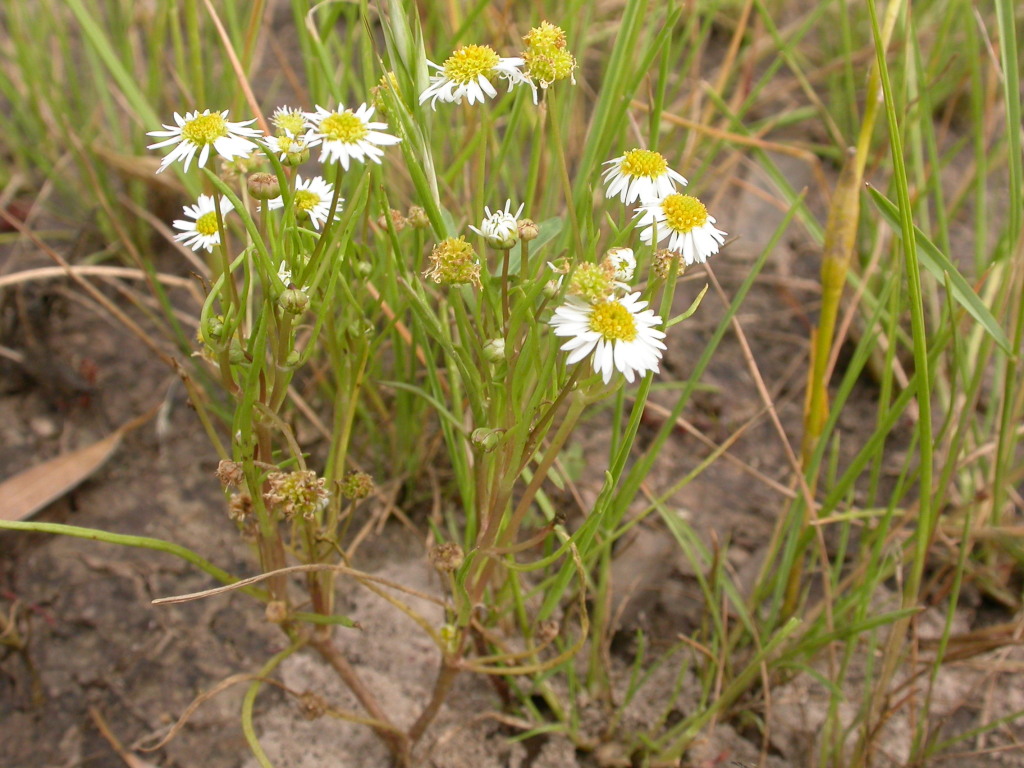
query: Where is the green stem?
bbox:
[0,520,265,601]
[242,640,303,768]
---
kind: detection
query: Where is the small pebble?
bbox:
[30,416,59,438]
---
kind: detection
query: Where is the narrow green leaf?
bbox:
[867,185,1010,353]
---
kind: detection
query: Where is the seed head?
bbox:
[424,236,481,288]
[652,249,685,279]
[569,262,614,303]
[429,542,465,573]
[341,470,375,500]
[265,470,329,520]
[216,459,244,487]
[522,21,576,88]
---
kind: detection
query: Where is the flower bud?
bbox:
[518,218,539,241]
[281,147,310,167]
[203,315,225,343]
[407,206,430,229]
[247,172,281,200]
[483,338,506,362]
[471,427,501,452]
[228,338,246,364]
[377,209,407,232]
[279,287,310,315]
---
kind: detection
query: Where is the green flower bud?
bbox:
[279,287,310,315]
[471,427,502,452]
[483,338,506,362]
[247,172,281,200]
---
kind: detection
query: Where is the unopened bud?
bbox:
[377,209,407,232]
[202,315,225,343]
[279,287,309,315]
[228,338,246,364]
[407,206,430,229]
[518,218,539,241]
[471,427,501,452]
[282,148,310,167]
[248,172,281,200]
[483,338,505,362]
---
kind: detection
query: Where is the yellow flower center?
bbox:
[442,45,500,85]
[619,149,668,179]
[589,300,638,342]
[273,109,306,135]
[320,111,368,143]
[523,21,567,50]
[195,211,220,237]
[181,113,228,146]
[293,189,319,213]
[661,194,708,233]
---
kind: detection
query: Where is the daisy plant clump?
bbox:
[395,189,707,741]
[138,95,451,765]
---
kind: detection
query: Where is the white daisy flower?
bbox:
[636,194,727,265]
[147,109,260,174]
[550,292,667,385]
[266,107,321,161]
[271,106,309,136]
[469,199,525,249]
[602,149,688,205]
[265,175,342,230]
[265,130,320,159]
[419,44,527,109]
[172,194,234,252]
[306,103,401,170]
